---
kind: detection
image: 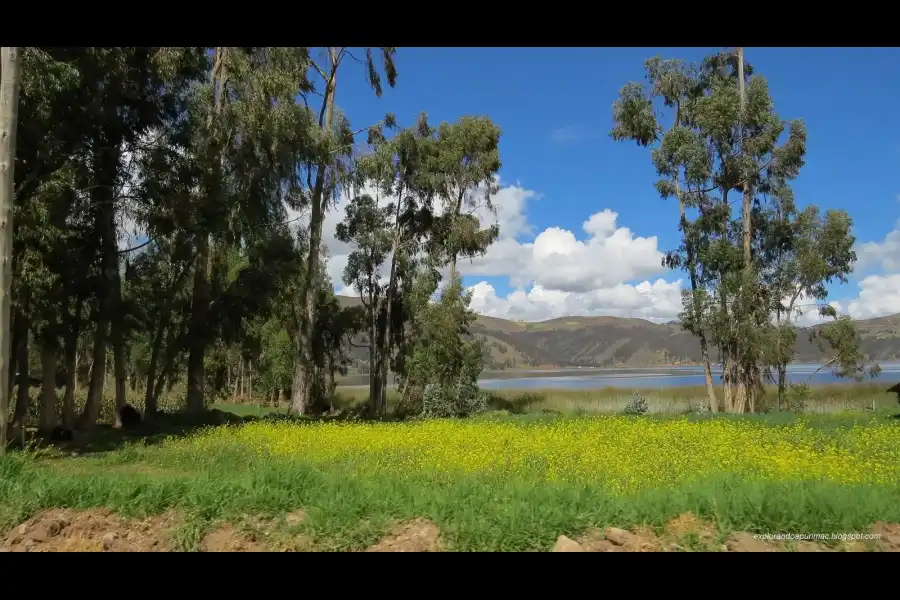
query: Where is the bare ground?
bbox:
[2,509,898,552]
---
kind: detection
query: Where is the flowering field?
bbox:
[170,416,900,493]
[3,413,900,550]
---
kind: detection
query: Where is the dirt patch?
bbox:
[366,518,442,552]
[551,514,900,553]
[2,509,176,552]
[200,524,267,552]
[724,532,779,552]
[872,522,900,552]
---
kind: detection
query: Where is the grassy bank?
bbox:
[332,382,900,415]
[2,409,899,551]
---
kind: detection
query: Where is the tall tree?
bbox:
[336,193,391,413]
[291,46,397,415]
[610,57,719,411]
[431,116,501,280]
[0,47,23,453]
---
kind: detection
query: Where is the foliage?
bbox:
[624,390,649,415]
[3,47,507,438]
[611,49,879,414]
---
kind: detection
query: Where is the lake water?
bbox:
[477,362,900,390]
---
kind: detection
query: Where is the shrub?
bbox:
[785,383,810,414]
[624,389,649,415]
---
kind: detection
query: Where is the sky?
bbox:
[314,47,900,325]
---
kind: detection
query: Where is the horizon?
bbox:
[320,47,899,325]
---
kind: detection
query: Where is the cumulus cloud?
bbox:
[468,279,684,323]
[846,274,900,319]
[855,219,900,273]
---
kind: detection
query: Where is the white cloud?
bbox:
[468,279,684,323]
[855,219,900,273]
[846,274,900,320]
[461,207,666,293]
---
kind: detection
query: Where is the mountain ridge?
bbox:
[334,295,900,369]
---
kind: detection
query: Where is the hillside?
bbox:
[334,296,900,369]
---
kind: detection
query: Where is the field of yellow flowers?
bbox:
[2,413,900,550]
[168,416,900,493]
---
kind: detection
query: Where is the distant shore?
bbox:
[337,362,900,389]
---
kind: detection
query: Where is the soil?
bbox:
[365,518,443,552]
[551,513,900,553]
[2,509,898,552]
[1,508,177,552]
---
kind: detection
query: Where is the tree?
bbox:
[615,49,809,413]
[762,204,859,408]
[335,193,391,413]
[291,46,397,416]
[610,57,719,412]
[430,116,501,280]
[0,47,23,453]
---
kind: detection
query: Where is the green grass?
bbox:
[332,382,900,416]
[1,406,899,551]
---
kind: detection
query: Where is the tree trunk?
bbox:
[62,302,80,429]
[39,335,58,435]
[186,233,210,412]
[292,49,338,415]
[79,142,122,429]
[143,316,167,420]
[368,301,380,415]
[11,311,29,433]
[187,47,229,414]
[0,46,22,454]
[112,323,127,427]
[777,364,787,412]
[737,47,752,268]
[379,208,403,417]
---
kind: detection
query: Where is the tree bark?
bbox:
[186,232,210,412]
[112,317,127,426]
[62,300,81,429]
[39,334,58,434]
[11,309,30,434]
[0,46,22,454]
[187,47,228,413]
[143,314,168,420]
[79,142,121,429]
[292,48,338,415]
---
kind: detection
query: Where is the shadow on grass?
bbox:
[15,401,417,456]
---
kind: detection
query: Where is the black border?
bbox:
[3,5,895,45]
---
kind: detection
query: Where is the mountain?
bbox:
[334,296,900,369]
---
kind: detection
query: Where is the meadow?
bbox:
[2,382,900,552]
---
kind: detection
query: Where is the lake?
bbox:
[476,362,900,390]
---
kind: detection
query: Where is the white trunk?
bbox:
[0,47,22,454]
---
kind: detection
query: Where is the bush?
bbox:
[624,389,649,415]
[422,383,455,418]
[785,383,810,414]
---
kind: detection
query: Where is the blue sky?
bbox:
[316,48,900,323]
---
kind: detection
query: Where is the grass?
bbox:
[333,382,900,416]
[2,404,899,551]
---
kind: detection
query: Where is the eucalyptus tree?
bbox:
[430,116,501,280]
[354,115,439,415]
[335,193,391,411]
[610,57,719,411]
[291,46,397,415]
[0,47,22,451]
[134,47,311,413]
